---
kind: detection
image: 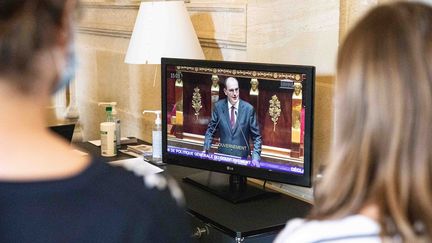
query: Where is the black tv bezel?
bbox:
[161,57,315,187]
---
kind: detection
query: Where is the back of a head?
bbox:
[312,2,432,241]
[0,0,69,93]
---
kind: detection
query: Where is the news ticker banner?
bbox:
[167,146,304,175]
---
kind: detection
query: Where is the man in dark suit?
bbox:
[204,77,262,167]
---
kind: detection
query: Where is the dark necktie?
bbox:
[230,106,235,128]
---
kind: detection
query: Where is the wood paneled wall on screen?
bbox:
[166,67,309,166]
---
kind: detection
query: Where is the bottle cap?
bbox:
[143,110,162,125]
[155,111,161,125]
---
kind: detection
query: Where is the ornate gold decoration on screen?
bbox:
[192,87,203,120]
[269,95,281,132]
[175,70,183,87]
[291,82,303,143]
[250,78,259,96]
[176,65,306,81]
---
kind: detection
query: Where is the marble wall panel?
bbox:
[188,3,246,49]
[339,0,378,41]
[247,0,339,75]
[76,31,161,142]
[74,0,390,199]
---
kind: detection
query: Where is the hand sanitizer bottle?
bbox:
[100,106,116,157]
[111,104,121,149]
[99,102,121,149]
[143,110,162,163]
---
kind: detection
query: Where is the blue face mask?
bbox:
[53,41,77,94]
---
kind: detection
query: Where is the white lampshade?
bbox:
[125,1,204,64]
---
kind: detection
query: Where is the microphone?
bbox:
[208,116,221,138]
[209,109,222,137]
[236,110,260,168]
[204,109,221,152]
[235,110,251,154]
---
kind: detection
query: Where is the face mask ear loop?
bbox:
[49,48,63,92]
[50,39,76,94]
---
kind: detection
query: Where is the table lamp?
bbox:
[125,0,204,65]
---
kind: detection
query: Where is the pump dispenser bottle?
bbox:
[111,105,121,149]
[100,106,116,157]
[99,102,121,149]
[143,110,162,162]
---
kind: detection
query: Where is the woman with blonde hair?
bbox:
[275,2,432,242]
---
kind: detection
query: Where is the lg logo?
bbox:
[226,166,234,171]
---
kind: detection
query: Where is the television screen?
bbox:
[162,58,315,192]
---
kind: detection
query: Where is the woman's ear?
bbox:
[56,0,76,48]
[56,26,68,48]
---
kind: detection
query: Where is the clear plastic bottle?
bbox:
[111,106,121,149]
[152,113,162,161]
[143,110,162,163]
[105,106,114,122]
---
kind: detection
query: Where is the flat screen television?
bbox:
[162,58,315,203]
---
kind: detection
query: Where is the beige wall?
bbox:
[74,0,388,200]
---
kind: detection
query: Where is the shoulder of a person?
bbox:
[213,99,228,113]
[274,215,380,243]
[93,158,184,206]
[95,160,190,242]
[240,99,254,111]
[215,99,227,108]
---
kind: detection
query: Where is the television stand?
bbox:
[183,171,279,203]
[167,165,312,242]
